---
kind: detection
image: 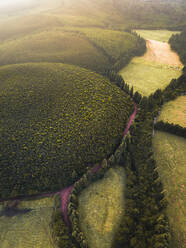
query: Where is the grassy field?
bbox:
[78,166,126,248]
[120,30,182,96]
[120,58,182,96]
[153,131,186,248]
[0,62,133,198]
[158,96,186,127]
[0,196,55,248]
[134,29,180,42]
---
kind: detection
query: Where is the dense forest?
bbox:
[169,28,186,65]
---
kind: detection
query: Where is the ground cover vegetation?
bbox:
[119,29,183,96]
[0,62,134,199]
[153,132,186,248]
[78,166,125,248]
[134,30,181,43]
[120,59,182,96]
[158,96,186,127]
[0,196,55,248]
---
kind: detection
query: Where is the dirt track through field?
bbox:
[144,39,183,67]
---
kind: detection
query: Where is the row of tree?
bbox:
[50,194,79,248]
[67,133,131,248]
[155,121,186,138]
[112,108,171,248]
[112,32,146,72]
[169,28,186,65]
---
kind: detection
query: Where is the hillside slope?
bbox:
[0,63,134,199]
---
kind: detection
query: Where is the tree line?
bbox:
[169,28,186,65]
[154,121,186,138]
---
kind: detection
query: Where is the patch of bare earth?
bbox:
[144,39,183,67]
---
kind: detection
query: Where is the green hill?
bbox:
[0,63,133,199]
[0,29,110,73]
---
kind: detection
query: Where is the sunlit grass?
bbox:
[78,166,126,248]
[0,196,55,248]
[134,29,180,42]
[120,58,182,96]
[158,96,186,127]
[153,131,186,248]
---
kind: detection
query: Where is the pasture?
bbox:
[120,29,183,96]
[158,96,186,127]
[78,166,126,248]
[153,131,186,248]
[134,29,181,42]
[120,59,182,96]
[0,196,55,248]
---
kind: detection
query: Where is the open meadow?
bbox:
[78,166,126,248]
[158,96,186,127]
[153,131,186,248]
[0,196,55,248]
[134,30,180,43]
[120,30,183,96]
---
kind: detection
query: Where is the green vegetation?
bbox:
[0,196,55,248]
[0,62,133,198]
[78,166,125,248]
[115,0,186,29]
[64,28,141,60]
[50,195,78,248]
[153,131,186,248]
[120,59,182,96]
[158,96,186,127]
[0,28,110,73]
[134,29,180,43]
[119,29,183,96]
[169,29,186,65]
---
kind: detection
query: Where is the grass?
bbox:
[158,96,186,127]
[78,166,126,248]
[134,29,181,42]
[119,29,183,96]
[0,28,110,73]
[153,131,186,248]
[0,62,133,198]
[120,58,182,96]
[0,196,55,248]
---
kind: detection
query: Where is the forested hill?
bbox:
[1,0,186,30]
[114,0,186,29]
